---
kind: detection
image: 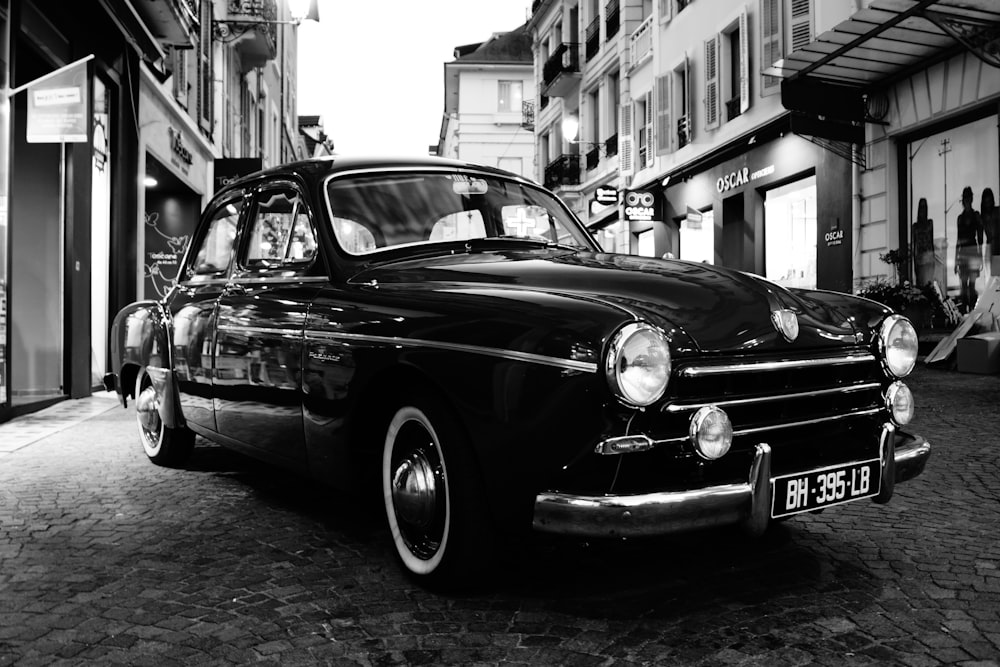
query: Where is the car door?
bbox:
[171,191,246,433]
[212,179,325,468]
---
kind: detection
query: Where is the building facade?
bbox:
[0,0,316,422]
[434,24,536,179]
[528,0,999,303]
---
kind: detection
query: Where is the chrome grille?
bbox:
[652,350,885,448]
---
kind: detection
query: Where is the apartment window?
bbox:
[723,8,749,123]
[197,0,213,132]
[655,73,671,154]
[587,89,601,170]
[637,94,652,168]
[498,80,523,112]
[760,0,783,94]
[674,58,691,148]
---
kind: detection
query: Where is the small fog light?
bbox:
[885,381,914,426]
[689,406,733,460]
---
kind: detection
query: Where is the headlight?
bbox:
[878,314,918,378]
[689,406,733,460]
[885,381,914,426]
[605,322,671,407]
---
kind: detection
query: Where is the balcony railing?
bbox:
[521,100,535,131]
[605,133,618,157]
[542,42,580,91]
[544,154,581,189]
[216,0,278,66]
[726,97,743,121]
[605,0,620,40]
[677,114,691,148]
[585,17,600,61]
[586,146,601,171]
[629,15,653,68]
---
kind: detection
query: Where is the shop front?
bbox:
[138,69,213,303]
[656,125,854,293]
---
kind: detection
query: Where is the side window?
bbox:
[188,198,242,280]
[245,188,317,268]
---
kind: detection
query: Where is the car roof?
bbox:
[215,155,538,198]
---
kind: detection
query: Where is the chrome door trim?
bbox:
[304,329,598,373]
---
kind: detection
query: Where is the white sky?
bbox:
[296,0,532,157]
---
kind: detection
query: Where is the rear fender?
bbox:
[109,301,181,428]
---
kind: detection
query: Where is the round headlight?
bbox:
[689,406,733,460]
[605,322,671,407]
[878,314,918,378]
[885,381,914,426]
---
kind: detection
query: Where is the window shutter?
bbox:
[682,54,692,144]
[739,6,750,113]
[656,73,671,154]
[760,0,783,94]
[619,102,634,177]
[790,0,813,51]
[644,93,654,167]
[704,34,720,130]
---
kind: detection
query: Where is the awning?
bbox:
[764,0,1000,88]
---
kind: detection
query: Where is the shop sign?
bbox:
[595,187,618,204]
[169,127,194,173]
[24,56,93,143]
[716,164,775,193]
[624,190,656,222]
[214,157,264,191]
[825,228,844,247]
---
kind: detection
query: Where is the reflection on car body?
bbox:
[106,155,930,589]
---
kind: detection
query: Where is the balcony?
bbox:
[726,97,743,121]
[586,146,601,171]
[677,115,691,148]
[521,100,535,131]
[133,0,199,47]
[544,155,581,189]
[214,0,278,67]
[629,15,653,68]
[585,17,600,61]
[605,0,620,40]
[542,43,581,97]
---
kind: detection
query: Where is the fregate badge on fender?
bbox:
[771,308,799,342]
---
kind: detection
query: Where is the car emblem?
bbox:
[771,309,799,342]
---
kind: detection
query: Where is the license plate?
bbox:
[771,459,881,518]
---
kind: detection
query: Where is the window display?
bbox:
[764,175,817,289]
[906,115,999,311]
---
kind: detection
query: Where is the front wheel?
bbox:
[381,398,495,589]
[135,370,194,467]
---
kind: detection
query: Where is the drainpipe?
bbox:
[852,154,862,290]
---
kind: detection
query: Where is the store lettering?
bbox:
[825,229,844,246]
[716,164,776,193]
[625,206,655,220]
[169,127,193,166]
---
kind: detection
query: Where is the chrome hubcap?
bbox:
[391,451,439,530]
[136,384,161,444]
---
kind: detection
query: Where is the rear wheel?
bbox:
[381,396,494,589]
[135,370,194,467]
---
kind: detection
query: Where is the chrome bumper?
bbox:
[532,430,931,539]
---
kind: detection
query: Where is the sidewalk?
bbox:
[0,391,120,455]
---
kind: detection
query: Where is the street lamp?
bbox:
[561,114,608,154]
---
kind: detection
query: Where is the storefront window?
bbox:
[636,228,655,256]
[594,219,628,253]
[680,208,713,263]
[764,175,817,289]
[906,115,999,310]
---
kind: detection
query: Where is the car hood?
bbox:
[349,248,862,354]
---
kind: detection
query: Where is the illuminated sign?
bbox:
[716,164,775,193]
[595,187,618,204]
[624,190,656,222]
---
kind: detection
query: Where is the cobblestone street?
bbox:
[1,364,998,666]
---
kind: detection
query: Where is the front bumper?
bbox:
[532,427,931,538]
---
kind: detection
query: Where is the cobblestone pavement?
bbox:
[0,365,998,666]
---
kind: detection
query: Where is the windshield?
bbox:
[324,171,597,256]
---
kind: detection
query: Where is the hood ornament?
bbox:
[771,308,799,342]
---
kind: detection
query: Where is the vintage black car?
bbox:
[106,155,930,587]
